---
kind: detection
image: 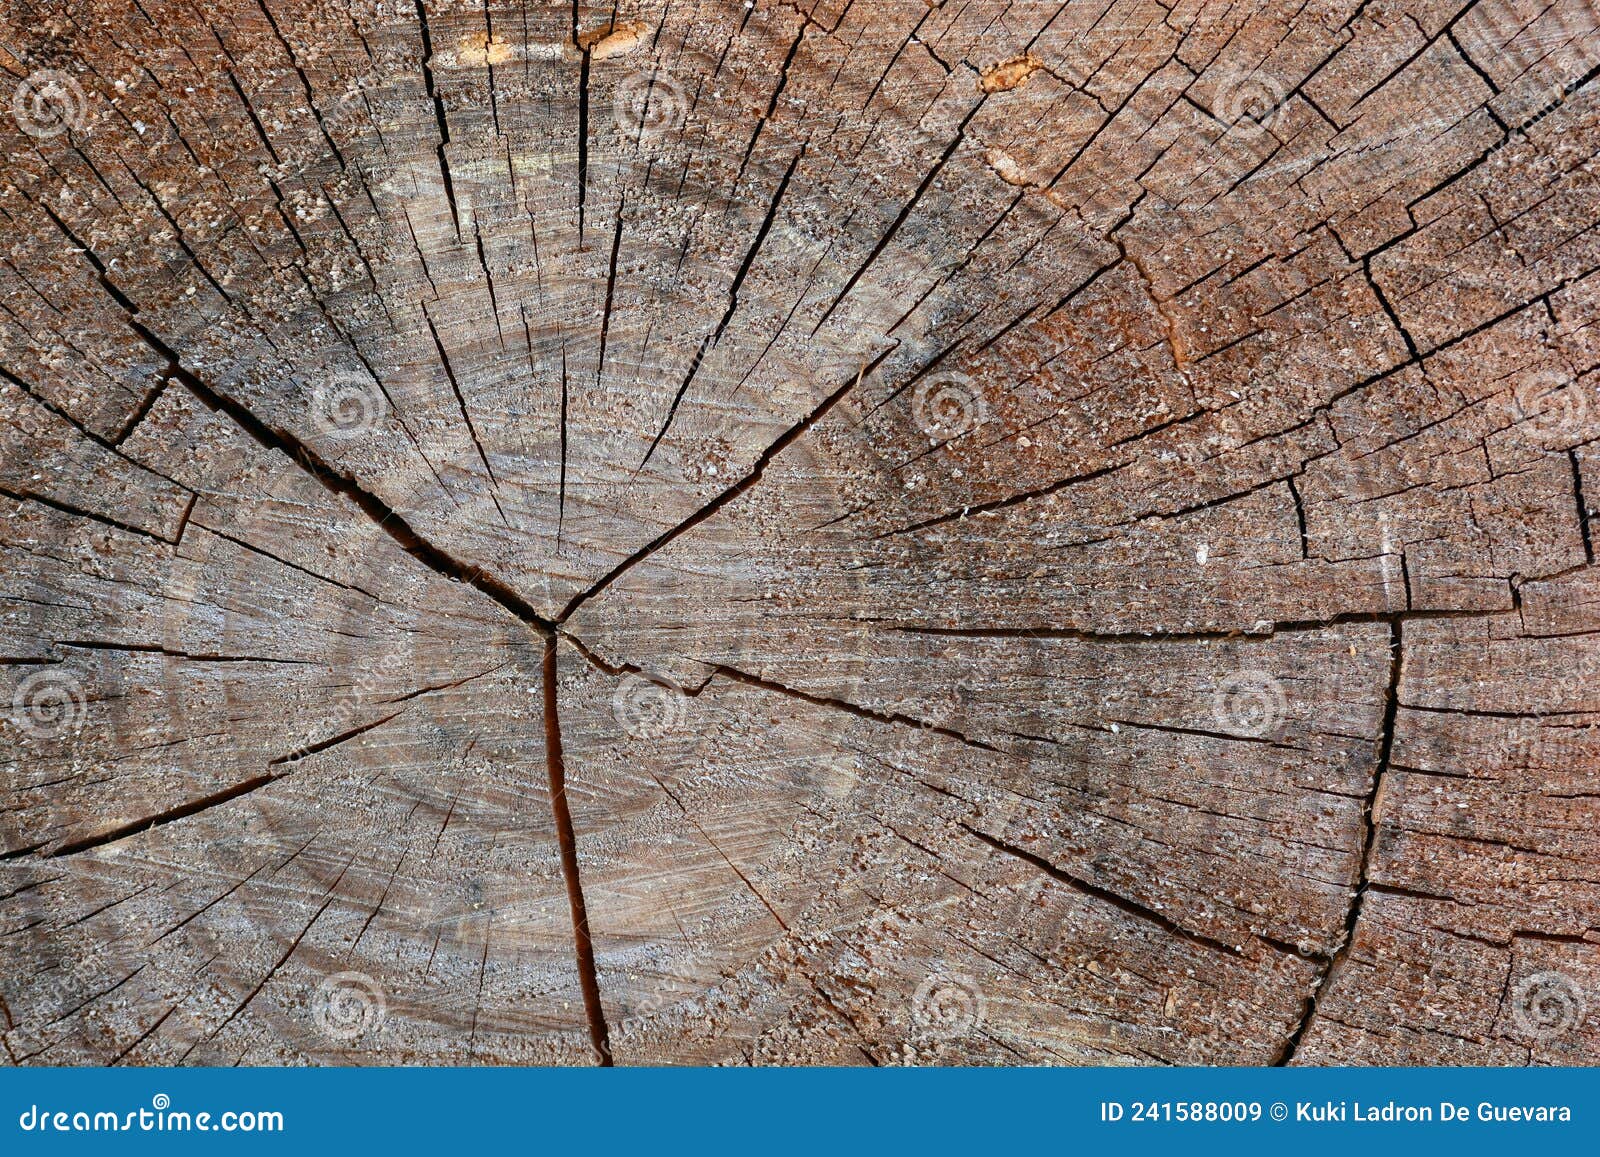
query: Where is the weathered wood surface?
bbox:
[2,0,1599,1065]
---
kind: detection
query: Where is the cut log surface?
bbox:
[1,0,1598,1066]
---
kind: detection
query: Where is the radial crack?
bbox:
[542,639,614,1065]
[1274,619,1402,1065]
[560,352,889,623]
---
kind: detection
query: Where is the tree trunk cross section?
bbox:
[1,0,1598,1065]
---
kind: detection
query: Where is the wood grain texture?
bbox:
[1,0,1598,1065]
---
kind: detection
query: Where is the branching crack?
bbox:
[104,318,619,1064]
